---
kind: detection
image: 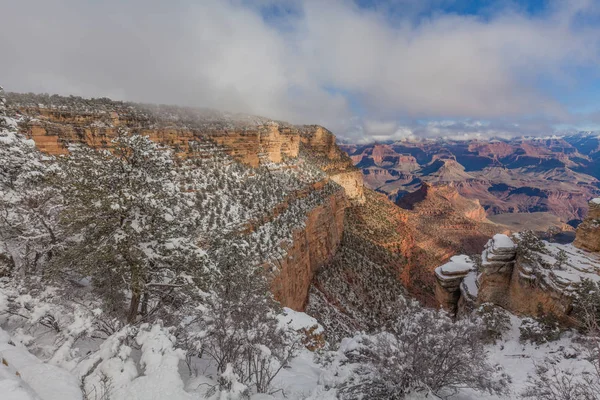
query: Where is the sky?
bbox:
[1,0,600,142]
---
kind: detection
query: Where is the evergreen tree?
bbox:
[0,86,60,276]
[52,133,207,322]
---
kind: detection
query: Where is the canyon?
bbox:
[6,92,499,319]
[342,139,600,229]
[12,91,598,331]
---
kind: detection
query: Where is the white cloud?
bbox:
[1,0,599,141]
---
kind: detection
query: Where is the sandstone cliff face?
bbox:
[19,106,300,168]
[330,171,364,203]
[271,189,347,310]
[299,125,365,204]
[299,125,340,161]
[574,199,600,252]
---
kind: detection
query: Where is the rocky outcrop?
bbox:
[330,171,364,204]
[271,189,347,310]
[434,255,475,313]
[441,233,600,324]
[397,183,489,224]
[299,125,340,161]
[477,235,518,308]
[300,125,365,204]
[574,199,600,252]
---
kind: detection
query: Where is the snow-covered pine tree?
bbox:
[0,86,61,277]
[52,133,208,323]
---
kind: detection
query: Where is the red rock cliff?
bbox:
[271,189,347,310]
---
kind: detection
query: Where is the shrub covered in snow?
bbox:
[519,313,562,345]
[0,87,61,277]
[476,303,512,344]
[325,300,509,399]
[51,133,210,323]
[515,230,548,266]
[523,358,600,400]
[572,278,600,335]
[182,248,302,397]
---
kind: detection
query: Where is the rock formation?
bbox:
[574,198,600,252]
[434,255,475,312]
[299,125,365,204]
[439,232,600,324]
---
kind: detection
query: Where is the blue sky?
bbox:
[2,0,600,141]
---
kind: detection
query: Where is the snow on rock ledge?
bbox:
[434,255,475,312]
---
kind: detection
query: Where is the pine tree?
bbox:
[52,133,208,322]
[0,86,60,276]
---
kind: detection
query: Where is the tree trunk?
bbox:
[127,289,141,324]
[141,291,149,317]
[127,264,142,323]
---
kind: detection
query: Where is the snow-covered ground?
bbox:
[452,315,594,400]
[3,298,594,400]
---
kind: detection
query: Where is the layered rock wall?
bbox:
[477,236,517,308]
[271,189,347,310]
[330,171,364,203]
[20,108,300,167]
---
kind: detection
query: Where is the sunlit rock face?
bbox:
[574,199,600,253]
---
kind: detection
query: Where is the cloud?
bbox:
[1,0,599,141]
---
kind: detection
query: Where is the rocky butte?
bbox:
[342,139,600,228]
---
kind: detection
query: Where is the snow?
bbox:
[451,315,594,400]
[20,364,82,400]
[0,374,40,400]
[461,271,479,298]
[491,234,516,250]
[277,308,323,334]
[591,197,600,204]
[435,255,474,279]
[112,324,193,400]
[0,328,82,400]
[532,242,600,290]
